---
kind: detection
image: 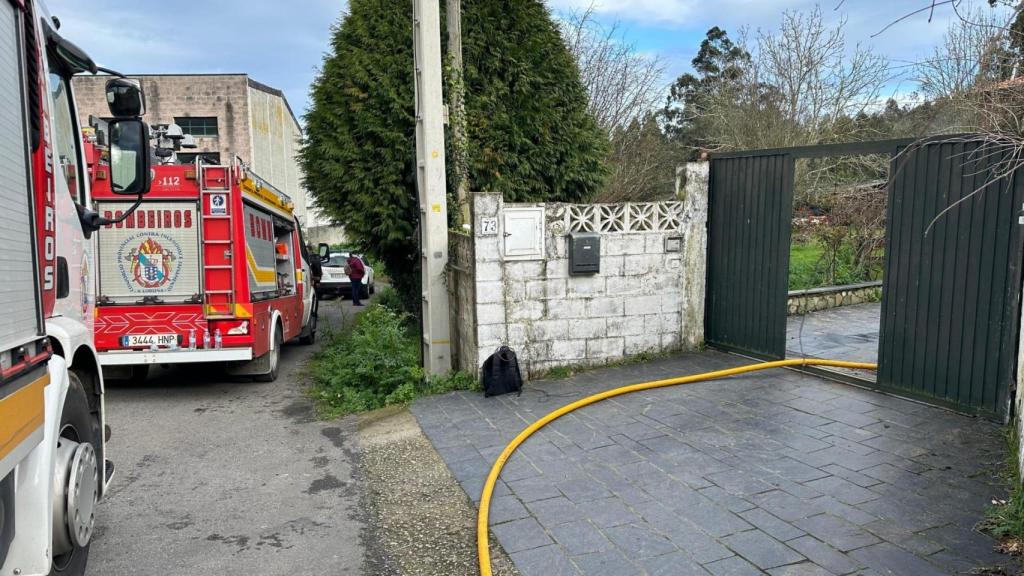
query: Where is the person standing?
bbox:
[345,254,366,306]
[305,244,323,289]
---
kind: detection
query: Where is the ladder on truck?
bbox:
[199,163,236,319]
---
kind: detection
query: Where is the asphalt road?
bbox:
[88,297,368,576]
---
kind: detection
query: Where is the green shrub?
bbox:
[374,286,408,316]
[309,303,481,416]
[309,304,424,416]
[426,370,482,395]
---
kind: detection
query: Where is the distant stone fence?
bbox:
[449,169,708,378]
[787,281,883,315]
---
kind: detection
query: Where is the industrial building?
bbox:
[73,73,342,242]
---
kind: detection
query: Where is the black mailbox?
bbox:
[568,232,600,275]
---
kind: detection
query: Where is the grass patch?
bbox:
[981,427,1024,559]
[309,292,479,417]
[789,242,826,291]
[789,240,883,291]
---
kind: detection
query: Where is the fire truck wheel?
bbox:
[254,325,283,382]
[299,297,318,345]
[49,372,101,576]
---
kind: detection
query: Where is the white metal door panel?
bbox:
[0,3,41,352]
[502,207,545,260]
[97,201,201,302]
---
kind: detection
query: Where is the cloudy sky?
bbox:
[45,0,982,120]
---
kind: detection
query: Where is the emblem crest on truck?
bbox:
[126,237,176,288]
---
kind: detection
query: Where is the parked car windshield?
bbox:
[326,253,349,267]
[326,253,369,267]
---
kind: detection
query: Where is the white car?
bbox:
[318,252,375,299]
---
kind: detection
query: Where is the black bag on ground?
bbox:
[481,346,523,397]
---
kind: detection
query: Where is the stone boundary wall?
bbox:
[466,166,707,378]
[448,231,477,374]
[787,281,883,315]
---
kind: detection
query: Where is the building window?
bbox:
[175,116,218,137]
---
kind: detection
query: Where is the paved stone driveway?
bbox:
[412,351,1013,575]
[787,303,881,365]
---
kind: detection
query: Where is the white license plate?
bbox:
[123,334,177,348]
[331,273,346,279]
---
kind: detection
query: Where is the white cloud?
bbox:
[43,1,195,71]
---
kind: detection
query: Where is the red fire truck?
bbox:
[89,151,324,382]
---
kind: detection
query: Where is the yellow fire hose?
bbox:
[476,358,878,576]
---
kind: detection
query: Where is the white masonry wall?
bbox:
[470,168,707,377]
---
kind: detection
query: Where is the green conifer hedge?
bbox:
[301,0,607,311]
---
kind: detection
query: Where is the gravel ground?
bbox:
[358,406,519,576]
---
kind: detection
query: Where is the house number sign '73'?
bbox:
[479,217,498,236]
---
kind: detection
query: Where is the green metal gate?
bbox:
[706,153,793,358]
[879,139,1024,419]
[707,138,1024,419]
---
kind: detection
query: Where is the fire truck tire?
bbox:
[254,325,282,382]
[299,297,318,345]
[49,372,101,576]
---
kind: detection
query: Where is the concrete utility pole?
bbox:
[413,0,452,375]
[446,0,470,226]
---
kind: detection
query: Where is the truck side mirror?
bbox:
[317,243,330,263]
[105,78,145,117]
[108,119,151,195]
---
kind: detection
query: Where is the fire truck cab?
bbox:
[2,0,153,573]
[89,152,322,382]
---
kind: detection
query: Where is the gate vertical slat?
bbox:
[756,155,770,349]
[879,151,904,389]
[765,155,778,348]
[905,144,930,392]
[709,157,724,345]
[719,158,732,345]
[962,146,986,408]
[746,156,761,347]
[936,141,964,401]
[922,143,952,399]
[942,140,966,399]
[912,144,941,395]
[731,157,745,345]
[946,144,971,406]
[975,148,1001,409]
[745,157,758,345]
[981,150,1008,409]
